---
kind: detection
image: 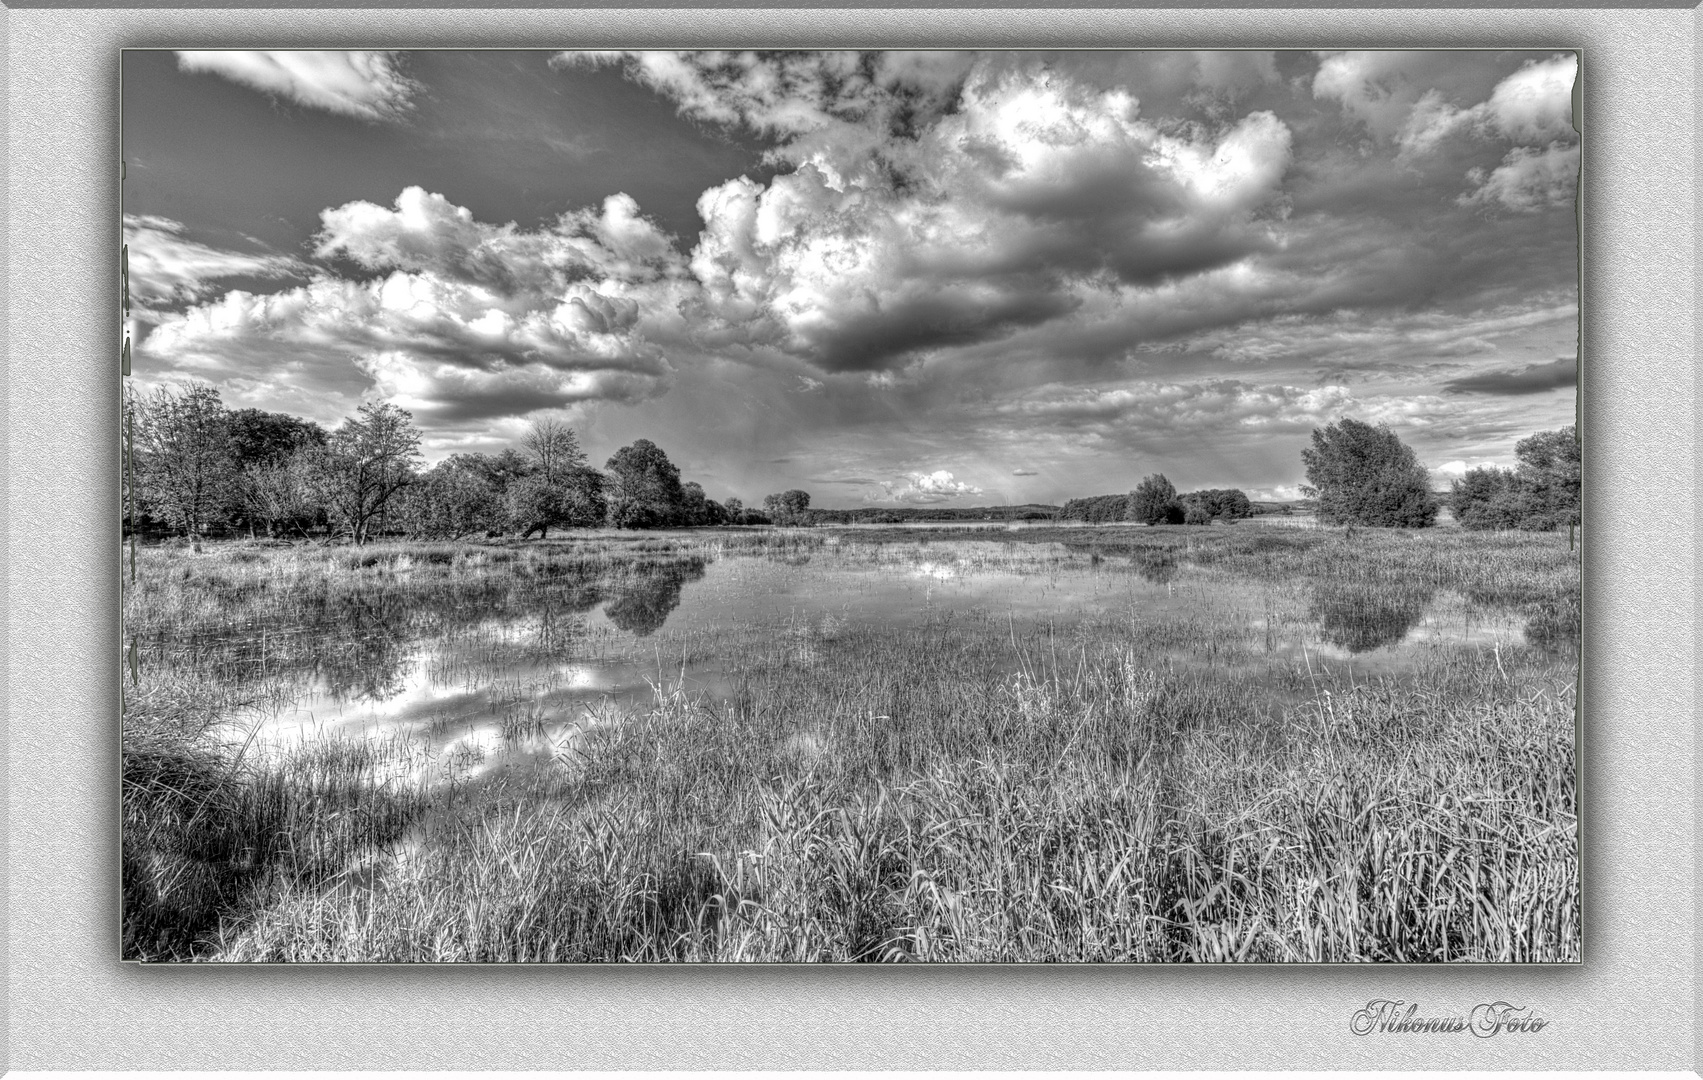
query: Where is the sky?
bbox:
[123,49,1580,508]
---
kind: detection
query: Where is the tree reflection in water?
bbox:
[603,562,709,637]
[1309,581,1434,653]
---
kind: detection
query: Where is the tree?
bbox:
[1450,425,1580,532]
[510,466,606,538]
[129,381,237,541]
[1513,425,1580,530]
[521,418,586,485]
[239,449,323,540]
[1449,466,1527,530]
[227,409,327,467]
[605,439,687,528]
[1129,474,1183,525]
[1179,488,1254,523]
[311,401,424,544]
[1300,419,1439,528]
[227,409,329,537]
[398,458,504,540]
[763,489,812,526]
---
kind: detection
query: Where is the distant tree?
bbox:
[1300,419,1439,528]
[763,489,812,526]
[129,381,237,541]
[1060,494,1133,523]
[1130,474,1183,526]
[605,439,687,528]
[724,496,744,519]
[511,466,607,538]
[1179,488,1254,524]
[310,401,424,544]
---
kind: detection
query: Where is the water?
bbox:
[215,537,1557,784]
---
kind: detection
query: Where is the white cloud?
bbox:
[124,215,309,306]
[1430,458,1503,480]
[1459,143,1579,212]
[1478,54,1576,143]
[678,58,1293,374]
[139,267,674,423]
[315,186,683,288]
[871,469,984,504]
[176,51,418,122]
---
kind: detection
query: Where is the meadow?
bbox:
[121,520,1579,962]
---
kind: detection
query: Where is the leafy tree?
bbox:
[1449,466,1527,530]
[129,381,237,541]
[763,489,812,526]
[1060,494,1132,523]
[1179,488,1254,523]
[511,466,606,538]
[227,409,327,467]
[399,458,504,540]
[1129,474,1183,525]
[1513,425,1580,530]
[311,401,423,544]
[1449,425,1579,532]
[227,410,329,537]
[1300,419,1439,528]
[606,439,687,528]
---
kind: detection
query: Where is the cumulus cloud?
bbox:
[138,187,696,426]
[124,214,309,306]
[141,268,673,424]
[670,56,1293,373]
[1459,143,1579,212]
[175,51,418,121]
[1319,52,1576,196]
[315,186,683,289]
[870,469,984,504]
[1442,355,1576,395]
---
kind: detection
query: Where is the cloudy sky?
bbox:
[124,49,1579,507]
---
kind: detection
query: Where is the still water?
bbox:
[224,538,1564,784]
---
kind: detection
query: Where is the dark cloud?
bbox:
[1442,356,1576,396]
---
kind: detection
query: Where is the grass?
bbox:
[121,523,1579,962]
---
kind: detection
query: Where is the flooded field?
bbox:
[122,523,1580,962]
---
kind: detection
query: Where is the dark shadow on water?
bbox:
[1309,581,1435,654]
[604,562,708,637]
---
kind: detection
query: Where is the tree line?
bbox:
[1055,418,1578,532]
[1300,418,1578,531]
[124,382,790,544]
[1062,482,1259,526]
[124,384,1581,542]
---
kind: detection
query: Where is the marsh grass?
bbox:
[122,524,1578,962]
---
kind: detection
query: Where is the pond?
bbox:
[216,535,1566,787]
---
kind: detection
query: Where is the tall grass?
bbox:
[123,523,1578,962]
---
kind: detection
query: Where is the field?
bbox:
[121,521,1579,962]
